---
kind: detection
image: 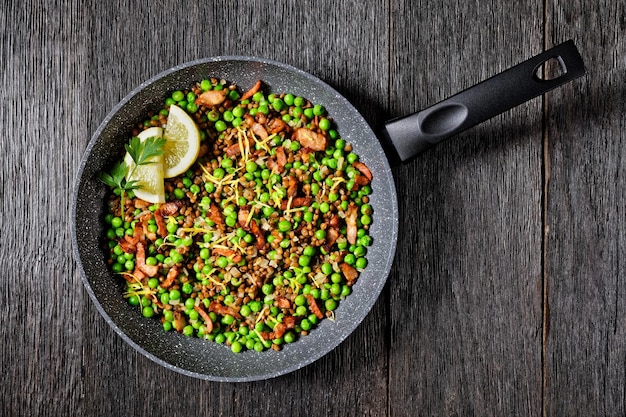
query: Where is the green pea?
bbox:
[110,217,123,228]
[182,282,193,294]
[221,314,235,325]
[262,283,274,295]
[298,255,311,267]
[284,331,296,344]
[355,257,368,269]
[341,285,351,297]
[200,79,211,91]
[169,289,181,301]
[127,295,139,306]
[300,318,312,331]
[313,104,325,116]
[142,306,155,318]
[207,110,220,122]
[278,220,291,232]
[172,90,184,102]
[294,96,305,107]
[272,98,284,111]
[246,161,258,173]
[283,93,295,106]
[186,102,198,113]
[252,91,264,102]
[292,106,303,119]
[325,298,337,311]
[183,325,194,337]
[215,120,227,132]
[240,304,252,317]
[319,118,331,131]
[220,158,234,168]
[216,256,229,269]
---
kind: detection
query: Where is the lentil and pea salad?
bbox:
[102,78,374,353]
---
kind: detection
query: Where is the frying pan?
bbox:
[72,40,585,382]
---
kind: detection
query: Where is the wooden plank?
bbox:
[544,1,626,415]
[388,1,545,415]
[0,1,88,416]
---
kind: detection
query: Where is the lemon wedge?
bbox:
[124,127,166,204]
[163,104,201,178]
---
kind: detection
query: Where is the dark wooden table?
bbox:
[2,0,624,415]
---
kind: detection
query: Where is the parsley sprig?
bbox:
[99,135,166,218]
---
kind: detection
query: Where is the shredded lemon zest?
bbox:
[330,177,346,193]
[245,209,255,227]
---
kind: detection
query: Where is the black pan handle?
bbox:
[383,40,586,162]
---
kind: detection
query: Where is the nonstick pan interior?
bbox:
[72,56,398,382]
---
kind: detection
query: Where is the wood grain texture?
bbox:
[1,0,623,415]
[388,1,545,415]
[545,1,626,415]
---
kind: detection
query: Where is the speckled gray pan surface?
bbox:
[72,57,398,382]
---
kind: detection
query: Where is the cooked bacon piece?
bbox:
[212,247,243,263]
[268,118,288,134]
[194,305,214,333]
[270,316,296,339]
[345,203,358,245]
[226,133,252,156]
[118,237,137,254]
[354,174,370,187]
[120,223,144,252]
[329,214,340,228]
[141,214,156,241]
[160,265,178,289]
[195,89,227,107]
[306,295,324,320]
[249,219,267,252]
[240,80,262,101]
[134,199,151,209]
[323,227,339,252]
[153,201,181,238]
[292,128,327,151]
[275,296,291,309]
[154,211,167,237]
[159,200,183,216]
[280,197,312,210]
[207,203,225,227]
[340,262,359,282]
[275,146,287,172]
[172,311,187,332]
[238,206,250,228]
[259,315,296,340]
[209,301,242,319]
[352,161,372,182]
[285,176,298,198]
[226,143,242,156]
[135,241,158,277]
[252,122,269,140]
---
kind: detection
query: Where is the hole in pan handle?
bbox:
[383,40,586,162]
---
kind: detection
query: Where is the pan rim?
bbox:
[72,55,398,382]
